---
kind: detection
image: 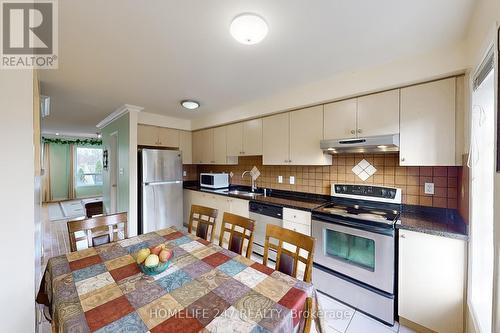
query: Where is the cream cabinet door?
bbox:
[357,90,400,136]
[192,131,203,164]
[137,124,159,146]
[263,113,290,165]
[179,131,192,164]
[193,129,214,164]
[323,98,357,139]
[290,106,331,165]
[158,127,180,148]
[213,126,227,164]
[243,118,262,155]
[228,197,249,217]
[226,123,243,156]
[398,230,465,333]
[400,78,456,166]
[201,129,215,164]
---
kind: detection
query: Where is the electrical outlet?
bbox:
[424,183,435,195]
[278,176,283,183]
[183,170,187,177]
[289,176,295,185]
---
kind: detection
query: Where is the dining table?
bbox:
[38,227,322,333]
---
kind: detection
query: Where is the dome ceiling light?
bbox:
[230,13,268,45]
[181,100,200,110]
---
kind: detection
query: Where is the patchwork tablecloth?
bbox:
[40,227,319,333]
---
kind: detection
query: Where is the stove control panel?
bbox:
[333,184,400,201]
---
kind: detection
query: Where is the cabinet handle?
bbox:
[400,234,406,239]
[350,130,356,135]
[401,157,405,162]
[357,129,362,134]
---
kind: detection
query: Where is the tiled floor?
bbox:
[312,292,416,333]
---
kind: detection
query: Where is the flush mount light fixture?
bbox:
[97,133,102,139]
[230,13,268,45]
[181,100,200,110]
[55,133,60,136]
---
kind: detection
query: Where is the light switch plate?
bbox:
[424,183,435,195]
[183,170,187,177]
[289,176,295,185]
[119,168,124,175]
[278,176,283,183]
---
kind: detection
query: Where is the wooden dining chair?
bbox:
[188,205,218,242]
[67,212,128,252]
[218,212,255,258]
[84,201,103,218]
[263,224,316,283]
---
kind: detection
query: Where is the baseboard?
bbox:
[399,317,437,333]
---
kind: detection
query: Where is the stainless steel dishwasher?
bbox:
[249,201,283,260]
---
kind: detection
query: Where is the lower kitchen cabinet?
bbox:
[183,190,249,240]
[398,229,466,333]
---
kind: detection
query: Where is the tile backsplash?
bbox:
[188,154,460,209]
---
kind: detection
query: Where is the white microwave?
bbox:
[200,173,229,189]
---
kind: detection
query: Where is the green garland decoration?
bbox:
[42,137,102,146]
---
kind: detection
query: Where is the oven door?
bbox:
[312,219,394,293]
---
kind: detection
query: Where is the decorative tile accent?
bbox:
[351,159,377,181]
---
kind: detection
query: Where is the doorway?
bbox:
[469,48,495,333]
[109,132,118,213]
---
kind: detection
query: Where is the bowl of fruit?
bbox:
[135,244,173,276]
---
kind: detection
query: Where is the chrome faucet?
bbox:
[241,170,257,192]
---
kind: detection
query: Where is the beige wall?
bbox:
[138,111,191,131]
[192,43,468,130]
[0,70,35,332]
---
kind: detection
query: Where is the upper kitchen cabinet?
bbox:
[138,124,160,146]
[263,113,290,165]
[263,107,331,165]
[179,130,192,164]
[226,122,243,156]
[158,127,179,147]
[213,126,228,164]
[137,124,179,147]
[226,119,263,156]
[400,77,461,166]
[357,89,400,137]
[242,119,263,155]
[290,106,331,165]
[324,98,357,139]
[192,127,235,165]
[192,129,214,164]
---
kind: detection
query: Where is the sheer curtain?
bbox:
[41,142,51,202]
[68,144,76,200]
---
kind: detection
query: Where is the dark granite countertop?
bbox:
[397,205,468,241]
[183,182,328,211]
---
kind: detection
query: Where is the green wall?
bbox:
[101,113,130,214]
[48,142,103,201]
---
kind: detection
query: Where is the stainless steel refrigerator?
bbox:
[138,148,183,234]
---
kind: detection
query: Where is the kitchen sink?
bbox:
[227,190,262,198]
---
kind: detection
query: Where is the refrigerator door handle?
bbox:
[144,180,182,186]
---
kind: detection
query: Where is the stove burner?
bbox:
[357,213,389,220]
[369,210,387,215]
[322,207,348,214]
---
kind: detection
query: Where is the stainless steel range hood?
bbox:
[320,134,399,154]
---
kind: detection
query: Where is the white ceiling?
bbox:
[40,0,476,134]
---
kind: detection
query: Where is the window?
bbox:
[469,66,494,332]
[75,147,103,187]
